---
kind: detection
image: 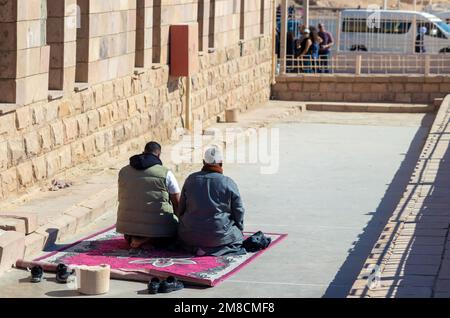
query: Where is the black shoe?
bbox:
[158,276,184,293]
[30,266,43,283]
[243,231,272,252]
[148,277,161,294]
[55,263,74,284]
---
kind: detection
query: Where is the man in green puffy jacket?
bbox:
[116,141,181,248]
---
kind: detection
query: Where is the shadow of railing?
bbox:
[323,113,436,298]
[376,109,450,298]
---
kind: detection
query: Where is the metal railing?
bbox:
[279,53,450,75]
[277,10,450,54]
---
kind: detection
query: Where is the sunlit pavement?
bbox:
[0,112,432,298]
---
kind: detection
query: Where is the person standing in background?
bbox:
[318,23,334,73]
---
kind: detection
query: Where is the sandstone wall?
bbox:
[0,0,50,105]
[272,75,450,104]
[0,0,273,201]
[75,0,137,84]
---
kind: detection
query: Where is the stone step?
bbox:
[305,102,435,113]
[0,230,25,275]
[0,212,38,234]
[0,185,118,266]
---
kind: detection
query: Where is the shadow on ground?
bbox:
[323,113,435,298]
[372,112,450,298]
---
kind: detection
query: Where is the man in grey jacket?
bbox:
[177,146,246,256]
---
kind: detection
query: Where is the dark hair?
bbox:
[144,141,162,154]
[310,26,321,44]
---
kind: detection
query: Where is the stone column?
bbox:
[47,0,77,93]
[240,0,261,40]
[208,0,215,49]
[303,0,309,27]
[262,0,271,35]
[211,0,240,49]
[135,0,153,68]
[0,0,50,105]
[197,0,210,52]
[152,0,161,63]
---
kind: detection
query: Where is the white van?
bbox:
[424,3,450,24]
[434,12,450,25]
[339,9,450,53]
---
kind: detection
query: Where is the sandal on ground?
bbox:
[55,263,74,284]
[158,276,184,293]
[148,277,161,294]
[30,265,43,283]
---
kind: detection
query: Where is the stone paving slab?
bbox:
[348,95,450,298]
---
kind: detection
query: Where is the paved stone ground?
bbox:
[349,97,450,298]
[0,111,432,298]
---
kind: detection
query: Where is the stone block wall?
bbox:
[75,0,137,84]
[272,75,450,104]
[241,0,267,40]
[153,0,197,64]
[0,0,50,105]
[191,36,272,123]
[213,0,240,49]
[0,0,274,201]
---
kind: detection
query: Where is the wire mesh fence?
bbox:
[276,6,450,75]
[279,53,450,75]
[277,8,450,53]
[338,11,450,54]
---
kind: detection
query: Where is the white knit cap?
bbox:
[204,146,223,164]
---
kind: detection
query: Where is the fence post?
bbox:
[355,55,362,75]
[424,55,431,76]
[304,0,310,27]
[280,0,288,75]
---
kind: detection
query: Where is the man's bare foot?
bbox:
[130,237,151,249]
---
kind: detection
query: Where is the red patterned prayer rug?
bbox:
[16,226,287,286]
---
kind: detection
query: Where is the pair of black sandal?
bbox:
[148,276,184,294]
[30,264,74,284]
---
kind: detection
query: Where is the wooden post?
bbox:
[185,76,192,130]
[304,0,310,27]
[424,55,431,76]
[336,11,342,52]
[355,55,362,75]
[271,0,277,84]
[280,0,288,75]
[412,15,417,54]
